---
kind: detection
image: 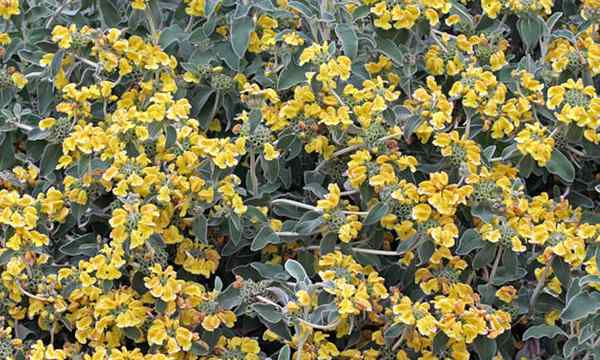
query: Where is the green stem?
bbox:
[271,199,322,213]
[250,151,259,196]
[488,246,503,285]
[47,0,72,28]
[145,8,159,44]
[302,245,410,257]
[528,256,554,316]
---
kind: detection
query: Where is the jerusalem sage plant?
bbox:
[0,0,599,359]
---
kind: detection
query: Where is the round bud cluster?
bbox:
[326,210,347,232]
[0,338,14,359]
[47,118,72,144]
[417,219,439,234]
[189,203,207,217]
[27,267,46,293]
[292,117,319,138]
[470,180,502,205]
[435,267,459,283]
[173,139,191,157]
[582,6,600,23]
[120,129,136,144]
[449,144,467,167]
[564,89,590,108]
[499,225,518,248]
[391,201,413,222]
[109,199,122,212]
[71,32,91,49]
[379,346,398,360]
[475,45,494,65]
[240,123,272,149]
[198,64,212,76]
[240,279,268,303]
[548,231,567,247]
[59,272,80,297]
[210,73,233,91]
[143,140,158,158]
[222,348,246,359]
[363,122,387,149]
[566,51,582,73]
[132,247,168,275]
[540,65,556,83]
[86,183,105,201]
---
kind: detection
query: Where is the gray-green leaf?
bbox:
[230,17,254,58]
[547,149,575,183]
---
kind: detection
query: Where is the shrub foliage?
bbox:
[0,0,599,359]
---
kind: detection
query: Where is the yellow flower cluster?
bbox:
[0,0,19,19]
[370,0,452,29]
[0,0,599,359]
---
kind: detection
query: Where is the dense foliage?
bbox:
[0,0,599,359]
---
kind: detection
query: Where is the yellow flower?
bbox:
[283,32,304,46]
[296,290,312,307]
[482,0,502,18]
[263,143,280,161]
[144,264,183,302]
[515,123,555,166]
[416,314,438,336]
[0,32,10,45]
[131,0,148,10]
[299,42,328,65]
[317,184,341,211]
[148,318,193,353]
[412,204,432,222]
[495,286,517,303]
[418,172,472,216]
[490,50,507,71]
[0,0,19,19]
[174,239,220,278]
[11,72,27,89]
[392,296,415,325]
[430,222,458,247]
[51,25,76,49]
[39,117,57,130]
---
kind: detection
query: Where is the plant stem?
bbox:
[256,295,281,308]
[271,199,322,213]
[392,328,407,351]
[275,232,303,237]
[16,281,51,302]
[75,56,101,70]
[184,16,195,32]
[341,211,368,216]
[302,245,409,257]
[297,317,341,331]
[528,256,554,316]
[145,8,159,45]
[250,151,259,196]
[8,120,34,131]
[488,246,503,285]
[47,0,72,28]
